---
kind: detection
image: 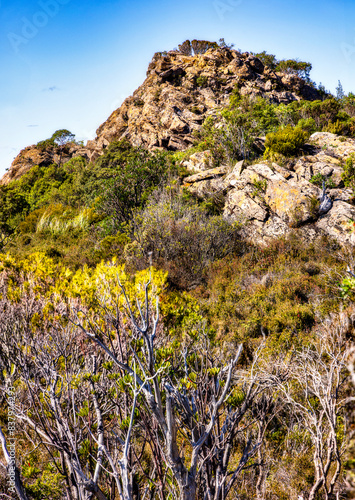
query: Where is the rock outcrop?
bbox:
[1,143,88,185]
[5,45,352,248]
[85,47,319,161]
[183,133,355,246]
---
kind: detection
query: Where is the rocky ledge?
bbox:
[183,132,355,247]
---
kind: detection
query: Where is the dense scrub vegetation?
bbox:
[2,83,355,257]
[0,252,353,499]
[193,88,355,168]
[0,44,355,499]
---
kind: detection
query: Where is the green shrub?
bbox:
[309,173,336,189]
[36,138,55,150]
[284,98,343,131]
[344,92,355,118]
[191,235,344,346]
[342,154,355,200]
[324,117,355,136]
[126,187,242,288]
[95,234,130,261]
[306,196,321,220]
[264,125,309,158]
[94,140,177,231]
[195,92,280,166]
[297,117,317,134]
[251,178,267,198]
[196,75,208,87]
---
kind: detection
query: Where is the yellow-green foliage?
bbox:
[35,205,98,236]
[342,153,355,197]
[160,291,206,339]
[67,259,167,309]
[264,125,309,158]
[23,459,64,500]
[0,252,167,312]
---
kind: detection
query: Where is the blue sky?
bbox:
[0,0,354,176]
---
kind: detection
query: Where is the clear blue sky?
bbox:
[0,0,354,176]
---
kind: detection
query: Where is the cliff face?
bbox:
[2,46,319,185]
[85,47,319,160]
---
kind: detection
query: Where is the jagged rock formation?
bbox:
[1,143,88,185]
[183,133,355,246]
[85,46,319,160]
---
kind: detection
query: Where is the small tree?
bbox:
[254,51,278,70]
[178,40,192,56]
[95,141,174,230]
[191,40,218,55]
[276,59,312,82]
[336,80,345,101]
[51,129,76,167]
[51,129,75,146]
[264,125,309,159]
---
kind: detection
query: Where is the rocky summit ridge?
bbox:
[2,46,319,184]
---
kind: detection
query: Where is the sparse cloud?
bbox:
[42,86,59,92]
[27,124,38,127]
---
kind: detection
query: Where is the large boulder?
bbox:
[182,150,213,173]
[315,201,355,245]
[264,177,319,226]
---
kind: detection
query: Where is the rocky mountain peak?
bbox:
[84,46,319,161]
[2,44,320,185]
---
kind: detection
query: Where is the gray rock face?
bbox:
[184,133,355,247]
[224,190,268,222]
